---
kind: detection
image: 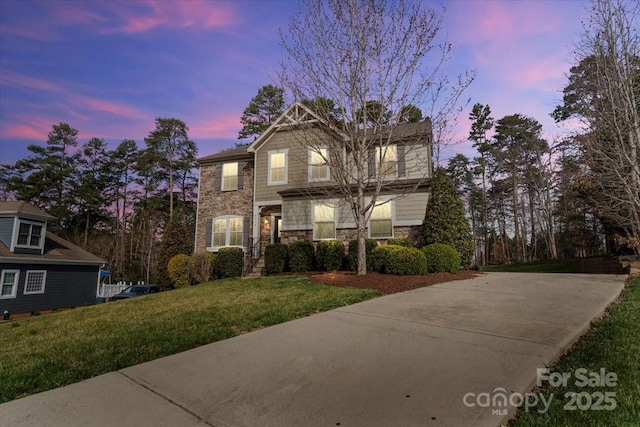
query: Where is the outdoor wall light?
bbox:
[264,218,269,225]
[3,310,10,321]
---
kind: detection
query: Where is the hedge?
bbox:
[371,245,427,275]
[168,254,191,288]
[421,243,460,274]
[316,240,345,271]
[288,240,315,272]
[386,237,414,248]
[189,251,216,283]
[347,238,378,271]
[264,243,289,274]
[214,247,244,278]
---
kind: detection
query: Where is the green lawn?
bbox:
[0,276,378,403]
[480,259,582,273]
[510,277,640,426]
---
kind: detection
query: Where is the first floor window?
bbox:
[314,203,335,240]
[222,162,238,191]
[24,271,46,294]
[369,201,393,238]
[17,221,44,248]
[0,270,19,299]
[212,217,244,247]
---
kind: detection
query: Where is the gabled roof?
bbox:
[197,145,252,165]
[0,201,56,221]
[247,101,339,153]
[0,231,105,265]
[365,120,432,142]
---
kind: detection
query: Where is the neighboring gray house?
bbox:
[0,201,104,315]
[194,102,432,274]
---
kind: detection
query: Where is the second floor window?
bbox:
[222,162,238,191]
[268,150,287,185]
[17,221,43,248]
[309,148,329,181]
[376,145,397,176]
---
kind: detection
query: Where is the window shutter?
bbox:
[368,148,376,177]
[237,161,244,189]
[397,144,406,177]
[243,216,250,248]
[205,219,213,247]
[214,164,222,191]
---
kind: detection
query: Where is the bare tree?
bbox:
[557,0,640,253]
[279,0,474,274]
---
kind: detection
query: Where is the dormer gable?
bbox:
[0,201,54,255]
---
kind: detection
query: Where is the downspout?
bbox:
[194,164,202,254]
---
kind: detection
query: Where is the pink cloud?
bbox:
[0,73,61,92]
[1,124,46,141]
[76,96,148,120]
[189,112,242,140]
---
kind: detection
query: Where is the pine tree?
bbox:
[423,168,474,266]
[237,84,285,141]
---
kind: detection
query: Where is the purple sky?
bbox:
[0,0,587,166]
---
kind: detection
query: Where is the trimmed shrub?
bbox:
[347,238,378,271]
[421,243,461,274]
[386,237,414,248]
[371,245,427,275]
[265,243,289,274]
[316,240,345,271]
[214,247,244,278]
[168,254,191,288]
[288,240,315,272]
[189,251,215,283]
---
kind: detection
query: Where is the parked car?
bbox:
[110,285,160,301]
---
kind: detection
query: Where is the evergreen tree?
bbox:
[156,218,193,288]
[237,84,285,141]
[423,168,474,266]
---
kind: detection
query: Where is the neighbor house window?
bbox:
[212,216,243,247]
[376,145,397,176]
[369,201,393,238]
[221,162,238,191]
[16,220,44,248]
[268,150,288,185]
[309,148,330,181]
[24,271,46,295]
[314,203,335,240]
[0,270,19,299]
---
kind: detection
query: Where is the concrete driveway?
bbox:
[0,273,625,427]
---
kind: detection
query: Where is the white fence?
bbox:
[97,281,145,299]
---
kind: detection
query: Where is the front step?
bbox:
[244,258,265,278]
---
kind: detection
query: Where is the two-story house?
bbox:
[194,102,432,273]
[0,201,105,316]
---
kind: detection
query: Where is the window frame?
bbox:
[368,200,394,239]
[267,149,288,185]
[211,215,244,249]
[0,270,20,299]
[221,162,239,191]
[308,147,330,182]
[312,202,336,240]
[375,145,398,177]
[14,219,45,250]
[23,270,47,295]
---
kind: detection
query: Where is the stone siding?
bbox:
[195,162,254,253]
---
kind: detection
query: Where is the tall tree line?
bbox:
[1,118,198,283]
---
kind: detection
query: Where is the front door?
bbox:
[273,216,282,244]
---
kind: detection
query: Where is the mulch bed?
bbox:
[308,270,482,295]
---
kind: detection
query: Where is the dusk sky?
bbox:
[0,0,589,167]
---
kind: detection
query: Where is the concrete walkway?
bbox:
[0,273,625,427]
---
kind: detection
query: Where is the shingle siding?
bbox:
[0,217,13,248]
[0,263,99,314]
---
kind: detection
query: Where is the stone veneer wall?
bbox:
[195,161,254,253]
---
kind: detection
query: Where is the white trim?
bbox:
[12,218,46,253]
[308,147,330,182]
[394,219,423,226]
[267,149,288,185]
[368,198,395,239]
[0,269,20,299]
[0,257,103,266]
[312,200,336,240]
[23,270,47,295]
